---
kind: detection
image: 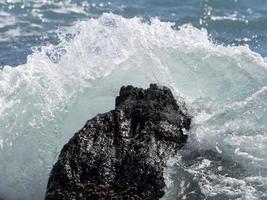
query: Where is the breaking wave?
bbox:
[0,13,267,200]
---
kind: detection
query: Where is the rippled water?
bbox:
[1,0,267,66]
[0,1,267,200]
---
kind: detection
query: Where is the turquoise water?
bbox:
[0,1,267,200]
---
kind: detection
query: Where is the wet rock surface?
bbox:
[45,84,191,200]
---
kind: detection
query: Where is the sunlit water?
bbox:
[0,1,267,200]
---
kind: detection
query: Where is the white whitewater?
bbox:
[0,14,267,200]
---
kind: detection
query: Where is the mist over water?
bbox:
[0,1,267,200]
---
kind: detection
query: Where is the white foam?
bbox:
[0,13,267,199]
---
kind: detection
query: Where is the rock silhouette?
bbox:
[46,84,191,200]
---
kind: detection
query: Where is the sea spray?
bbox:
[0,13,267,199]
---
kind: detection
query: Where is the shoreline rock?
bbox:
[45,84,191,200]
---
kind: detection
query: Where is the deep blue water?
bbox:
[1,0,267,67]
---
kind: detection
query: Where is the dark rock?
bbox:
[45,84,191,200]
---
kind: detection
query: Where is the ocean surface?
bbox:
[0,0,267,199]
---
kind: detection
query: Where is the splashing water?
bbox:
[0,13,267,200]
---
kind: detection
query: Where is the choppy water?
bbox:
[0,1,267,200]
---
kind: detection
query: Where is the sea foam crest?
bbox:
[0,13,267,200]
